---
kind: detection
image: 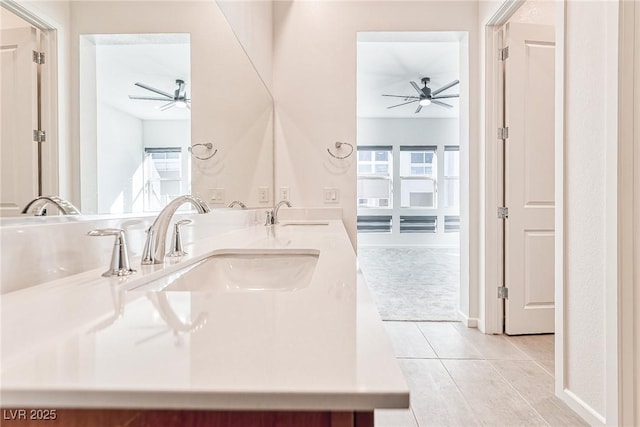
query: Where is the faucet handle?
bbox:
[264,210,274,226]
[88,228,136,277]
[167,219,192,258]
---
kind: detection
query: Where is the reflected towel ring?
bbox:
[189,143,218,160]
[327,141,354,159]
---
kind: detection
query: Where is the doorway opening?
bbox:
[79,33,191,214]
[492,1,556,336]
[356,32,469,322]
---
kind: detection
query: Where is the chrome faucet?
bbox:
[21,196,80,216]
[141,195,210,265]
[228,200,247,209]
[266,200,292,225]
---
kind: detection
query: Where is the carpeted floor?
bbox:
[357,246,460,321]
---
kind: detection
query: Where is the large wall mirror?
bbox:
[0,0,273,216]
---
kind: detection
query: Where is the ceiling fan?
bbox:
[128,79,191,111]
[383,77,459,113]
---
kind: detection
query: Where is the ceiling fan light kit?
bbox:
[128,78,191,111]
[382,76,459,113]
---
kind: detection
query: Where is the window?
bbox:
[357,146,392,208]
[445,215,460,232]
[400,146,437,208]
[443,146,460,208]
[143,147,183,212]
[357,215,392,233]
[399,215,437,233]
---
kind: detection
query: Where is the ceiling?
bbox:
[92,34,191,121]
[357,36,460,119]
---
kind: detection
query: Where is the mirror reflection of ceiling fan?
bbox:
[128,79,191,111]
[383,77,459,113]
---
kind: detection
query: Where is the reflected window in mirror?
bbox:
[143,147,189,212]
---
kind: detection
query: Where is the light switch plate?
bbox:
[279,186,290,201]
[258,186,270,203]
[209,188,225,204]
[323,187,339,204]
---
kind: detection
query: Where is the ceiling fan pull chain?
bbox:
[189,143,218,161]
[327,141,354,160]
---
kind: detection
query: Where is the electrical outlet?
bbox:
[258,186,270,203]
[323,187,339,204]
[209,188,225,204]
[279,186,290,201]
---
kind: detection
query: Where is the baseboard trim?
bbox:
[457,311,478,328]
[558,388,606,426]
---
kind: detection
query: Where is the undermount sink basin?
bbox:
[132,249,320,293]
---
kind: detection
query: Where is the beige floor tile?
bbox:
[450,322,531,360]
[375,408,418,427]
[399,359,479,427]
[490,360,588,426]
[415,322,484,359]
[536,359,555,377]
[384,322,437,359]
[506,334,555,361]
[442,359,549,426]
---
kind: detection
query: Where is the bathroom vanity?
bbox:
[0,214,408,426]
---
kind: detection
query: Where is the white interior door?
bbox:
[504,22,555,335]
[0,27,39,216]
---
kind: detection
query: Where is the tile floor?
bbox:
[376,321,587,427]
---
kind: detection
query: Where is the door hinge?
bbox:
[498,206,509,219]
[498,127,509,140]
[32,51,45,65]
[498,286,509,299]
[33,129,46,143]
[499,46,509,61]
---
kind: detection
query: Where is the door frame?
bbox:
[618,0,639,424]
[1,0,59,198]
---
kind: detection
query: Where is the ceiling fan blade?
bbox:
[134,82,174,99]
[159,102,176,111]
[128,95,174,101]
[431,80,460,96]
[410,81,426,96]
[432,100,454,109]
[415,104,423,114]
[387,100,419,109]
[382,94,421,99]
[432,94,459,100]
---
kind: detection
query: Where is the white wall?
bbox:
[96,103,143,213]
[562,1,619,423]
[215,0,273,90]
[272,1,480,324]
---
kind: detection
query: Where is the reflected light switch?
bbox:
[209,188,225,204]
[323,187,339,204]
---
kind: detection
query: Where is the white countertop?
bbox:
[0,220,409,411]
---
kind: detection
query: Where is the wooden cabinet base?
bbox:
[0,409,374,427]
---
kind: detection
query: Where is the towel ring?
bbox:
[189,143,218,160]
[327,141,354,159]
